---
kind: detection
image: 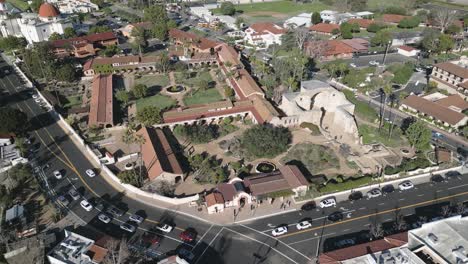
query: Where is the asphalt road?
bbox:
[2,56,468,264]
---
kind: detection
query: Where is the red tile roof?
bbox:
[382,14,410,24]
[88,74,113,126]
[243,165,308,196]
[86,244,108,263]
[137,127,183,181]
[205,192,224,207]
[309,23,340,34]
[319,232,408,264]
[216,183,237,202]
[402,95,466,126]
[434,62,468,79]
[249,22,287,35]
[347,18,374,28]
[435,94,468,111]
[169,28,219,51]
[83,55,159,71]
[398,45,417,52]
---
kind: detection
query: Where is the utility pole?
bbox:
[382,41,391,65]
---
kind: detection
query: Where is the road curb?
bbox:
[233,208,297,224]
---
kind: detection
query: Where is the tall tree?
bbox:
[136,106,162,126]
[438,34,454,53]
[63,27,77,38]
[387,93,397,138]
[132,84,148,99]
[405,121,431,152]
[0,107,28,134]
[349,0,367,12]
[156,52,171,73]
[103,238,130,264]
[311,11,321,25]
[432,8,457,33]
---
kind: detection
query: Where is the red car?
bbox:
[179,230,197,243]
[141,233,160,247]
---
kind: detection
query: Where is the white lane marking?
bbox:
[384,218,393,222]
[239,224,311,261]
[288,232,336,246]
[378,203,385,206]
[223,227,299,264]
[436,190,444,193]
[398,198,405,201]
[343,229,350,232]
[417,194,424,197]
[194,227,224,264]
[191,224,214,252]
[448,183,468,190]
[359,207,366,210]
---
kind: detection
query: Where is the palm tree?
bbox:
[388,93,397,138]
[134,134,146,186]
[379,84,392,131]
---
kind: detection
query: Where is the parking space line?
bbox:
[191,224,214,252]
[223,227,299,264]
[448,184,468,190]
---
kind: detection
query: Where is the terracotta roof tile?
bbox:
[88,74,113,126]
[243,165,308,196]
[86,244,108,263]
[434,62,468,79]
[347,18,374,28]
[402,95,466,125]
[398,45,417,52]
[169,28,219,51]
[435,94,468,111]
[382,14,410,24]
[205,192,224,207]
[249,22,287,35]
[309,23,340,34]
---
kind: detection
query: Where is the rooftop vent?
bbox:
[428,233,439,244]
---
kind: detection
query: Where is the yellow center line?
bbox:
[278,190,468,239]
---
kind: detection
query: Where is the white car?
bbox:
[53,170,62,179]
[34,98,42,103]
[296,221,312,230]
[319,198,336,208]
[32,94,39,99]
[120,223,136,233]
[98,213,112,224]
[129,214,144,224]
[350,63,357,68]
[156,224,174,233]
[272,226,288,237]
[86,169,96,178]
[369,60,379,66]
[399,181,414,191]
[367,189,382,199]
[80,200,93,211]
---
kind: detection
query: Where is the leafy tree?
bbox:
[115,90,130,105]
[421,28,441,53]
[392,62,414,84]
[224,86,235,98]
[241,125,291,158]
[63,27,77,38]
[0,36,27,51]
[136,106,162,126]
[438,34,454,53]
[132,84,148,98]
[405,121,431,151]
[398,17,420,28]
[367,23,384,33]
[30,0,43,12]
[152,23,169,40]
[446,24,461,35]
[350,23,360,33]
[340,22,353,39]
[8,164,33,190]
[90,0,104,7]
[0,107,27,133]
[384,6,406,15]
[101,45,120,57]
[311,11,321,24]
[48,32,62,41]
[15,137,27,156]
[174,124,218,144]
[156,52,170,73]
[331,28,340,35]
[371,30,391,46]
[89,25,111,34]
[196,78,209,91]
[117,170,141,187]
[167,19,178,29]
[144,5,169,40]
[280,31,296,51]
[235,17,245,29]
[131,26,148,54]
[220,2,235,16]
[56,63,77,82]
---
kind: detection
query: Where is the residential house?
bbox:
[283,13,312,29]
[319,10,358,24]
[118,22,152,39]
[400,94,468,129]
[304,38,369,61]
[243,165,309,200]
[346,18,374,29]
[216,178,252,208]
[319,232,409,264]
[382,14,411,25]
[431,60,468,96]
[205,192,225,214]
[47,230,108,264]
[88,74,113,128]
[309,23,340,35]
[83,55,160,76]
[354,11,374,19]
[169,28,219,54]
[397,45,420,57]
[51,31,118,58]
[0,133,13,146]
[244,22,286,48]
[136,127,184,184]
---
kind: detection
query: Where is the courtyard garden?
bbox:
[358,123,406,147]
[136,94,176,111]
[281,143,339,175]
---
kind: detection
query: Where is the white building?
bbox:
[216,15,236,29]
[47,230,108,264]
[244,22,286,48]
[397,45,420,57]
[48,0,99,14]
[283,13,312,29]
[0,2,73,44]
[320,10,373,24]
[408,215,468,264]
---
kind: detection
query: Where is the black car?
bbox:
[381,184,395,194]
[430,174,445,183]
[301,202,316,211]
[446,171,461,179]
[327,212,343,222]
[348,191,363,201]
[108,207,124,217]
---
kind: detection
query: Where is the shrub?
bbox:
[384,157,432,175]
[319,175,373,193]
[241,125,291,159]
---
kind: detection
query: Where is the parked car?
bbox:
[319,198,336,208]
[32,94,39,99]
[129,214,144,224]
[108,207,124,217]
[156,224,174,233]
[398,181,414,191]
[382,184,395,194]
[445,171,461,179]
[301,202,316,211]
[335,239,355,248]
[179,229,197,243]
[98,213,112,224]
[86,169,96,178]
[120,222,136,233]
[58,195,69,206]
[68,189,80,200]
[296,221,312,230]
[272,226,288,236]
[369,60,379,66]
[327,212,343,222]
[350,63,357,68]
[80,200,93,211]
[430,174,445,183]
[348,191,363,201]
[53,170,63,179]
[367,189,382,199]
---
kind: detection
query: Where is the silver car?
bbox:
[120,223,136,233]
[129,214,144,224]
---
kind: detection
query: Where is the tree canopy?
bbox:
[132,84,148,98]
[398,17,420,29]
[136,106,162,126]
[339,22,353,39]
[311,12,321,24]
[241,125,291,158]
[405,121,431,152]
[0,36,27,51]
[0,107,28,134]
[144,5,170,40]
[220,2,236,16]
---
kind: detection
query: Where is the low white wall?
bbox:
[384,166,440,179]
[116,153,138,163]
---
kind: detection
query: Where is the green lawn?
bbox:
[135,75,170,91]
[211,1,329,15]
[136,94,176,111]
[174,71,213,87]
[343,90,379,122]
[367,0,408,10]
[358,124,405,147]
[183,88,223,106]
[7,0,29,11]
[63,95,82,109]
